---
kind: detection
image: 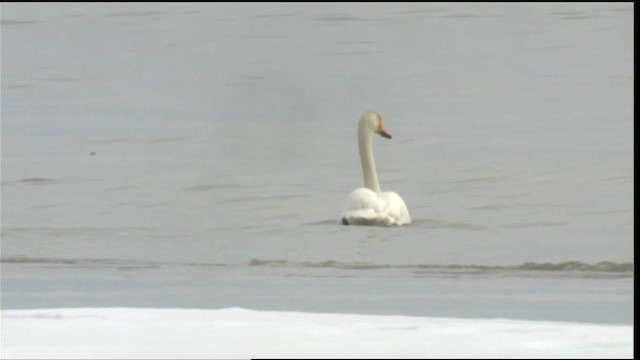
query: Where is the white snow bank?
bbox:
[1,307,632,358]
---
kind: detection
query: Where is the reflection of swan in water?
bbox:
[340,111,411,226]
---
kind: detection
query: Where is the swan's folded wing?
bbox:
[343,188,388,212]
[379,191,412,226]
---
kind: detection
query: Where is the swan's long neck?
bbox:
[358,122,381,193]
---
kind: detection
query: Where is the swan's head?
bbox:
[360,111,392,139]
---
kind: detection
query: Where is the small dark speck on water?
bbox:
[90,152,96,156]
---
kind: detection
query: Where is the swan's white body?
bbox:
[340,111,411,226]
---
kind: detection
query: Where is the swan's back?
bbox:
[341,188,411,226]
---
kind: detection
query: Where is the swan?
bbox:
[340,111,411,226]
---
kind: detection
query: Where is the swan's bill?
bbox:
[377,129,392,139]
[376,120,392,139]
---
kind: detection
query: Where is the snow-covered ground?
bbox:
[1,307,632,358]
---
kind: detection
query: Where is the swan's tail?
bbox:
[340,209,395,226]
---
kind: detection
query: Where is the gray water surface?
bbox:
[1,3,634,324]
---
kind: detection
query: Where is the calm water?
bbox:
[1,3,634,324]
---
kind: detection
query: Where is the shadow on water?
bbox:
[1,178,61,186]
[247,258,634,279]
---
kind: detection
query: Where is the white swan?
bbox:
[340,111,412,226]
